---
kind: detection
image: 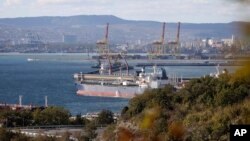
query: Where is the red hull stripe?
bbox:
[76,90,135,98]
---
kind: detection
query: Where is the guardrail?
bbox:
[8,125,84,129]
[7,124,108,129]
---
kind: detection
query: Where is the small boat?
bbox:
[27,58,39,62]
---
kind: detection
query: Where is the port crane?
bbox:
[95,23,132,75]
[150,22,166,57]
[168,22,181,56]
[97,23,109,56]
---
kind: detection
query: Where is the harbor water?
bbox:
[0,53,238,115]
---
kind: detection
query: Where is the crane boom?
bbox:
[105,23,109,43]
[96,23,110,55]
[161,22,166,43]
[176,22,180,44]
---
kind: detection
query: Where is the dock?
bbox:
[0,95,48,111]
[136,62,242,67]
[0,103,45,111]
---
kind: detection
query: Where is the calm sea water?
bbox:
[0,53,238,115]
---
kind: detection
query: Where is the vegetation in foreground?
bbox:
[99,61,250,141]
[0,107,71,127]
[0,106,114,141]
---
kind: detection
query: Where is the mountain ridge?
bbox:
[0,15,245,43]
[0,15,245,26]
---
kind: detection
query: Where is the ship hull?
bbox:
[75,83,145,98]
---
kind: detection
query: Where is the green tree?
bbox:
[96,109,114,125]
[33,107,70,125]
[121,106,129,120]
[70,114,88,125]
[32,109,42,125]
[0,110,32,127]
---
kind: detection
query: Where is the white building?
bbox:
[222,35,234,47]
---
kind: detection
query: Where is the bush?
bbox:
[168,121,186,141]
[33,107,70,125]
[84,121,97,140]
[102,64,250,141]
[0,128,30,141]
[70,114,87,125]
[96,109,114,125]
[0,127,13,141]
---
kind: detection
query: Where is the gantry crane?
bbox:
[168,22,181,56]
[150,22,166,57]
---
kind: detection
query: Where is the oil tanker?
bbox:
[73,65,169,98]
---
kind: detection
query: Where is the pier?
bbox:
[0,95,48,111]
[0,103,46,111]
[136,61,242,67]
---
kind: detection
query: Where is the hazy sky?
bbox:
[0,0,249,23]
